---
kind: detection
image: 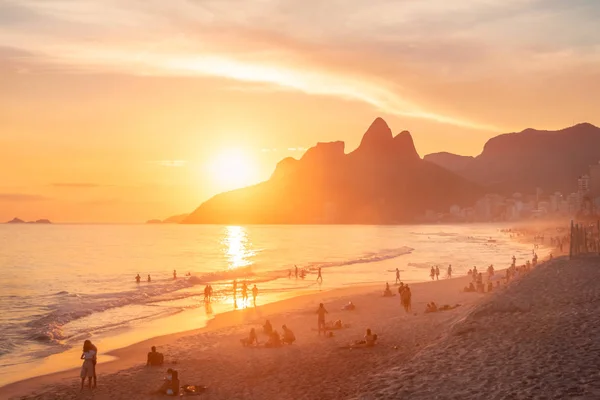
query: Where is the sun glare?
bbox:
[208,148,259,191]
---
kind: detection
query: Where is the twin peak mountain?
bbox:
[183,118,481,224]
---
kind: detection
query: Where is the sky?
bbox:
[1,0,599,222]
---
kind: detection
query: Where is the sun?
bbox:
[208,148,259,191]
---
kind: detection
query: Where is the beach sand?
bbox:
[6,253,595,400]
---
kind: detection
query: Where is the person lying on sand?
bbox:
[155,368,179,396]
[147,346,164,366]
[425,302,438,313]
[241,328,259,347]
[342,329,378,349]
[438,304,461,311]
[282,325,296,345]
[263,320,273,335]
[342,301,356,311]
[265,330,282,348]
[383,283,394,297]
[325,319,344,330]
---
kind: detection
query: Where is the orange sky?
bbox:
[1,0,599,222]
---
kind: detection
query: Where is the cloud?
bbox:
[152,160,187,167]
[51,183,103,188]
[1,0,599,130]
[0,193,51,201]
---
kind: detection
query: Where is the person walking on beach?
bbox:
[135,274,141,284]
[435,266,440,280]
[317,267,323,283]
[173,270,177,280]
[295,265,299,279]
[395,268,401,284]
[472,266,478,281]
[401,285,412,313]
[447,265,452,278]
[430,267,435,281]
[316,303,328,336]
[147,274,151,283]
[252,284,258,306]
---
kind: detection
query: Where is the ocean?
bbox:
[0,223,545,386]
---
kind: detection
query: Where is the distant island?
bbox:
[182,118,482,224]
[6,217,52,224]
[146,213,189,224]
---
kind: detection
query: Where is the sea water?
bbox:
[0,223,545,386]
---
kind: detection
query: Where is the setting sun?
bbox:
[208,148,260,191]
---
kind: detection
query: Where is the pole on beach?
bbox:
[569,220,574,259]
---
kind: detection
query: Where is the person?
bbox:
[349,329,378,348]
[294,265,298,279]
[425,302,438,313]
[241,282,248,303]
[252,284,258,306]
[342,301,356,311]
[266,330,282,348]
[487,281,493,292]
[512,255,516,267]
[472,266,478,281]
[155,368,179,396]
[300,269,306,279]
[401,285,412,313]
[241,328,259,347]
[147,274,151,283]
[317,267,323,283]
[204,285,210,303]
[80,340,96,391]
[282,325,296,345]
[447,264,452,278]
[173,270,177,280]
[430,266,435,281]
[395,268,400,284]
[435,266,440,280]
[207,285,213,302]
[233,279,237,297]
[383,282,393,297]
[147,346,164,366]
[316,303,328,336]
[135,274,141,284]
[398,282,405,296]
[263,320,273,335]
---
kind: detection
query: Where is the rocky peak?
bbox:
[357,117,393,151]
[393,130,420,161]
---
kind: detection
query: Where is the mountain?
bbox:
[424,123,600,194]
[5,218,52,224]
[183,118,483,224]
[146,213,190,224]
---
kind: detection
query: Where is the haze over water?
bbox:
[0,223,546,386]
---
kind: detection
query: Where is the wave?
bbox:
[411,232,458,237]
[304,247,414,271]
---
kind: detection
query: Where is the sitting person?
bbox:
[281,325,296,345]
[383,282,393,297]
[155,368,179,396]
[265,330,282,348]
[463,282,476,292]
[350,328,378,347]
[425,302,438,313]
[342,301,356,311]
[147,346,164,366]
[241,328,259,347]
[263,320,273,335]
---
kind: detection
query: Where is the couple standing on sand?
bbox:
[80,340,97,391]
[398,283,412,313]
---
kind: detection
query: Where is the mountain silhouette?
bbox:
[424,123,600,194]
[183,118,482,224]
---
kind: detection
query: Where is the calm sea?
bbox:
[0,224,544,386]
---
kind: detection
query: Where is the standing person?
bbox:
[294,265,299,279]
[317,267,323,283]
[435,266,440,280]
[204,285,210,303]
[173,270,177,280]
[316,303,328,336]
[395,268,400,284]
[147,274,151,283]
[447,265,452,278]
[80,340,96,391]
[405,285,412,313]
[241,282,248,303]
[90,341,98,388]
[252,284,258,306]
[472,266,478,281]
[135,274,141,284]
[430,267,435,281]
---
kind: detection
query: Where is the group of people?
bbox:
[287,265,323,282]
[423,265,453,281]
[232,279,259,307]
[241,319,296,347]
[134,269,180,284]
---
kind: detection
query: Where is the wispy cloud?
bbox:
[0,193,51,201]
[1,0,599,130]
[51,183,103,188]
[151,160,187,167]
